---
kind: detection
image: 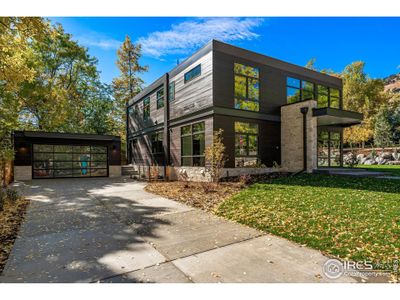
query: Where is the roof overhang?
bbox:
[13,131,120,142]
[313,107,363,127]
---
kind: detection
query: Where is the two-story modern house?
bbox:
[126,40,362,180]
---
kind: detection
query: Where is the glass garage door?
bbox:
[33,144,108,178]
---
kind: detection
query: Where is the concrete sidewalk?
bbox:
[0,177,355,283]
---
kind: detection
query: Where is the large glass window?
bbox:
[143,97,150,120]
[286,77,315,104]
[234,63,260,112]
[317,85,341,108]
[234,121,259,167]
[156,88,164,109]
[184,64,201,83]
[33,144,108,178]
[317,131,342,167]
[169,82,175,101]
[151,132,163,154]
[181,122,205,166]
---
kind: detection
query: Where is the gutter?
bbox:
[300,107,309,172]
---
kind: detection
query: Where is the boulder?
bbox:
[356,154,365,162]
[380,152,393,160]
[363,159,375,165]
[375,157,387,165]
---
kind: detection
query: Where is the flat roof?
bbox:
[129,39,342,106]
[13,131,121,142]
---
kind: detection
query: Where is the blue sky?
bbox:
[50,17,400,86]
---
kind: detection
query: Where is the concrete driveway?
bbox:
[0,177,355,283]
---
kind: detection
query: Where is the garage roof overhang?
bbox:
[13,131,120,142]
[313,107,363,128]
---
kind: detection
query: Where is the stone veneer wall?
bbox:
[281,100,317,173]
[14,166,32,181]
[130,164,282,182]
[109,165,122,177]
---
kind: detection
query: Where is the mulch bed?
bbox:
[144,172,289,212]
[145,181,245,212]
[0,197,30,274]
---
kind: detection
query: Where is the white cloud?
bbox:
[77,36,122,50]
[137,17,264,58]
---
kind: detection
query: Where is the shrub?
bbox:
[200,181,216,193]
[6,188,19,203]
[0,188,5,211]
[204,129,226,183]
[239,174,252,186]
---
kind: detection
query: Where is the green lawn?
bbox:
[356,165,400,176]
[217,174,400,269]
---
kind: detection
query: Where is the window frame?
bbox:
[184,64,201,83]
[143,97,150,120]
[286,77,316,104]
[234,63,260,112]
[156,88,164,109]
[151,132,164,154]
[234,121,259,167]
[180,121,205,167]
[317,85,342,109]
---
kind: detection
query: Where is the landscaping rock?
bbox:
[380,152,393,160]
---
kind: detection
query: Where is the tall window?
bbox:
[286,77,315,104]
[156,88,164,109]
[184,64,201,83]
[181,122,205,166]
[234,63,260,112]
[151,132,163,154]
[317,85,341,109]
[169,82,175,101]
[143,97,150,120]
[234,121,259,167]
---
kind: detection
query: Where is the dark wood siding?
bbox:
[169,52,213,120]
[214,115,281,168]
[213,48,342,116]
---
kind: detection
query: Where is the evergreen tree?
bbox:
[374,106,394,148]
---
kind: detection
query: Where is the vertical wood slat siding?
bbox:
[169,52,213,120]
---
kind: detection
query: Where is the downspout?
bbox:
[163,73,170,180]
[300,107,309,172]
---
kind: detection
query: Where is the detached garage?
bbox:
[13,131,121,181]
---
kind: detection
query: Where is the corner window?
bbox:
[181,122,205,166]
[184,64,201,83]
[317,85,341,109]
[286,77,315,104]
[169,82,175,101]
[234,122,259,167]
[143,97,150,120]
[234,63,260,112]
[156,88,164,109]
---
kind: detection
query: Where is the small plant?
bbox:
[6,188,19,203]
[371,149,377,158]
[272,161,280,169]
[200,181,216,193]
[344,151,358,168]
[239,174,252,186]
[178,169,190,188]
[150,166,159,181]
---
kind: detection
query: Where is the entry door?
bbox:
[33,144,108,178]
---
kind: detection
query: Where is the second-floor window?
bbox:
[234,63,260,112]
[184,64,201,83]
[157,88,164,109]
[143,97,150,120]
[286,77,315,104]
